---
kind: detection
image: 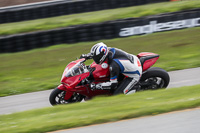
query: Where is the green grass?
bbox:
[0,26,200,96]
[0,0,200,36]
[0,85,200,133]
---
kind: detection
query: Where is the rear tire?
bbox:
[139,67,170,90]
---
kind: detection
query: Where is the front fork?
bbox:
[57,84,73,100]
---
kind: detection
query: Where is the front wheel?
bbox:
[138,67,170,91]
[49,88,85,106]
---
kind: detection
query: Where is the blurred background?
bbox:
[0,0,200,132]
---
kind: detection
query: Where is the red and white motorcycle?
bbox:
[49,52,170,105]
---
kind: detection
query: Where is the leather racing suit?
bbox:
[89,47,142,95]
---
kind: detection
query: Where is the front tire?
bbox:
[49,88,84,106]
[139,67,170,91]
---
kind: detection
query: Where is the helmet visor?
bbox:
[92,52,104,64]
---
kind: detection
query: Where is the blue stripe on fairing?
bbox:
[111,75,117,80]
[123,70,140,76]
[113,59,125,72]
[109,48,116,58]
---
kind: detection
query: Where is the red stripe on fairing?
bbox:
[137,59,141,67]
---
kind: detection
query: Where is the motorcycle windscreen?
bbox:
[65,65,85,77]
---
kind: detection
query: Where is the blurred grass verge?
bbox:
[0,0,200,36]
[0,85,200,133]
[0,27,200,96]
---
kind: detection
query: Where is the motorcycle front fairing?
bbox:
[57,59,89,100]
[70,60,111,98]
[60,58,90,89]
[78,61,111,98]
[60,59,112,98]
[90,60,110,82]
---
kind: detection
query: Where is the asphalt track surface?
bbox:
[52,108,200,133]
[0,67,200,115]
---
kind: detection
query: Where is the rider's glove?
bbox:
[80,53,92,60]
[90,83,103,90]
[80,54,87,59]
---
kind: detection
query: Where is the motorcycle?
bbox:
[49,52,170,105]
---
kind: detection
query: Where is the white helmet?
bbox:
[90,42,108,64]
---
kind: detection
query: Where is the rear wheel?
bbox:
[138,67,170,91]
[49,88,85,106]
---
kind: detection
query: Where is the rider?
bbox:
[81,42,142,95]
